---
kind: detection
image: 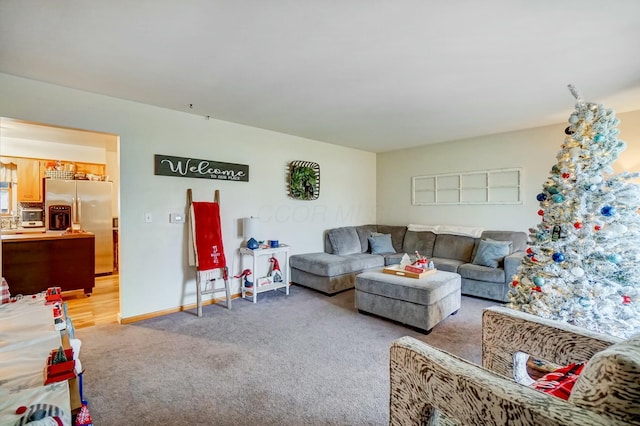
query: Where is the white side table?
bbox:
[239,244,290,303]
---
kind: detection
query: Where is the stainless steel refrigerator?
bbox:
[45,179,114,274]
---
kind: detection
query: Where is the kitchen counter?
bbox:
[1,230,94,242]
[2,232,95,296]
[0,226,46,235]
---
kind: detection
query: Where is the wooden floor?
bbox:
[64,274,120,329]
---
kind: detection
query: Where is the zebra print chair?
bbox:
[389,306,640,425]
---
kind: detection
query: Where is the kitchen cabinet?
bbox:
[74,162,105,176]
[15,158,42,202]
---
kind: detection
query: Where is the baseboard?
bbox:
[120,292,242,324]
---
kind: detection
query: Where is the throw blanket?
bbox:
[190,202,226,273]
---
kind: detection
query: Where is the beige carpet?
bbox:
[77,286,498,425]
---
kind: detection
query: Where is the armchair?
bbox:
[389,306,639,425]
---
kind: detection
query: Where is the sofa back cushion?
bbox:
[376,225,407,253]
[432,234,476,262]
[326,227,362,255]
[402,230,437,257]
[569,334,640,423]
[480,230,528,253]
[355,224,379,253]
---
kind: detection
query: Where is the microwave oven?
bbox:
[21,208,44,228]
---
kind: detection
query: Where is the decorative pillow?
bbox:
[327,227,361,255]
[472,238,512,268]
[531,361,587,400]
[368,233,396,255]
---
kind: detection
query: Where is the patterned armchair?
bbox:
[389,306,640,425]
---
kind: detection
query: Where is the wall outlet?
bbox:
[144,212,152,223]
[169,213,185,223]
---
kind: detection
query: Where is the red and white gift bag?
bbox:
[1,277,10,304]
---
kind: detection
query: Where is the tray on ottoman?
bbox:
[383,265,437,279]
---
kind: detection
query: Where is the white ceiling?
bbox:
[1,1,640,153]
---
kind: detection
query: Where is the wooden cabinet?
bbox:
[74,162,105,176]
[15,158,42,202]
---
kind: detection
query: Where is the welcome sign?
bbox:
[154,154,249,182]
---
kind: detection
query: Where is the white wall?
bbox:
[0,73,376,320]
[377,110,640,231]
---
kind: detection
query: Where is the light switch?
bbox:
[170,213,185,223]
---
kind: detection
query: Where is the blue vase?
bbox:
[246,237,259,249]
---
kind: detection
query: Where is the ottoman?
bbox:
[355,269,461,333]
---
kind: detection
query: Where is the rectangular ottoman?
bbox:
[355,269,461,333]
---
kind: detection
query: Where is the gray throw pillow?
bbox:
[472,238,512,268]
[327,227,361,255]
[368,233,396,255]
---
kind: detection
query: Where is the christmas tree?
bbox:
[507,85,640,339]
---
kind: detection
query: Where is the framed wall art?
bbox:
[287,160,320,200]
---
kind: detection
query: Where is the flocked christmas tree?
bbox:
[507,85,640,339]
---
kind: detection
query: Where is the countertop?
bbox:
[1,230,95,242]
[0,227,46,235]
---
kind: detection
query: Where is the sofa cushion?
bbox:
[402,230,437,258]
[472,239,512,268]
[368,234,396,255]
[376,225,407,253]
[432,234,476,262]
[290,252,384,277]
[569,334,640,423]
[458,263,505,283]
[355,224,379,253]
[327,227,361,255]
[430,257,466,273]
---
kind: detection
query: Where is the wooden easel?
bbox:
[187,188,231,317]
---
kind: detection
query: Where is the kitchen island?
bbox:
[1,231,95,296]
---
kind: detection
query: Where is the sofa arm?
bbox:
[390,336,626,426]
[482,306,621,383]
[503,251,525,282]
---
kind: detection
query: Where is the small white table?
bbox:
[239,244,290,303]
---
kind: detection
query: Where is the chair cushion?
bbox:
[327,227,361,255]
[368,234,396,255]
[472,239,512,268]
[569,334,640,423]
[531,361,587,400]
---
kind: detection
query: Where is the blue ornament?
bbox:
[579,297,592,307]
[536,193,547,202]
[593,133,605,142]
[607,253,622,264]
[547,186,559,194]
[552,252,565,262]
[533,276,545,286]
[552,194,564,203]
[601,205,615,217]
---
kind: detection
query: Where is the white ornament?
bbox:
[571,267,585,277]
[590,175,603,184]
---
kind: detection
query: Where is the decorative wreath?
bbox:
[287,161,320,200]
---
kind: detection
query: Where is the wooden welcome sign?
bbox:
[154,154,249,182]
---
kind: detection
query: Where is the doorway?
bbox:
[0,117,121,326]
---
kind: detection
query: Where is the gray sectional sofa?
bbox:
[290,224,528,302]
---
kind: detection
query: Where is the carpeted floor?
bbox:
[77,286,498,425]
